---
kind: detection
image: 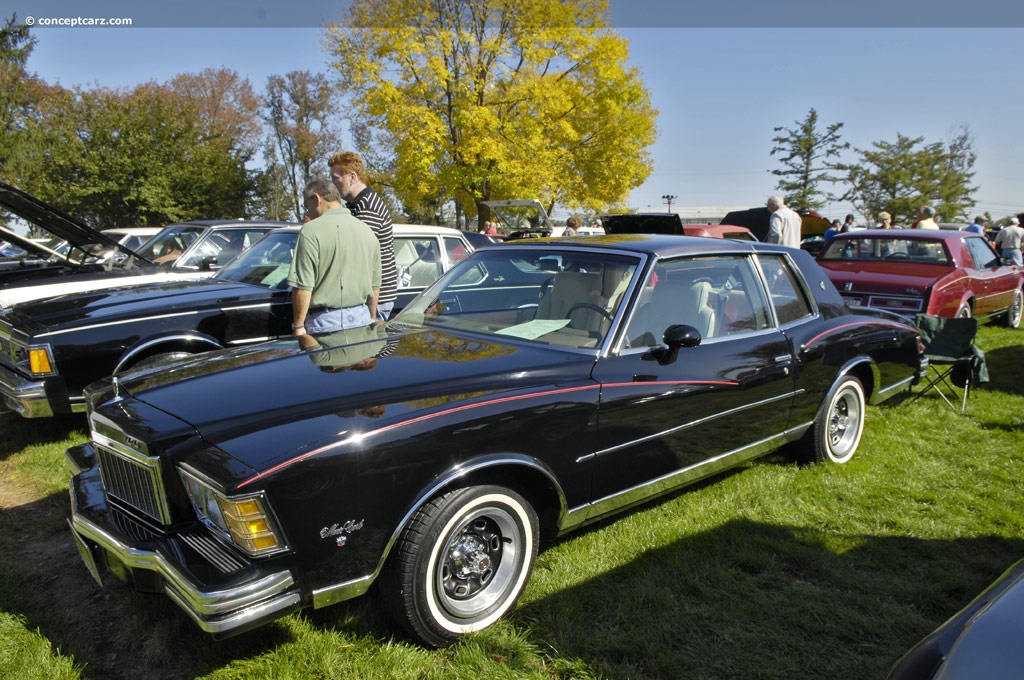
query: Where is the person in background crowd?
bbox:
[485,220,499,236]
[288,178,381,337]
[564,215,581,236]
[824,219,840,245]
[877,211,893,229]
[966,215,987,236]
[994,216,1024,266]
[765,195,801,249]
[841,214,857,232]
[329,151,396,322]
[913,206,939,229]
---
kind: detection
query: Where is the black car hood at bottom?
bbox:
[106,324,596,475]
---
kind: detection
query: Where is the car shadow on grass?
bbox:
[514,519,1024,680]
[979,344,1024,396]
[0,412,87,459]
[0,489,298,680]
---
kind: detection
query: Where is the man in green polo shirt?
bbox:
[288,177,382,337]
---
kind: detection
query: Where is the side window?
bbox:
[624,255,771,348]
[964,237,999,269]
[444,237,470,263]
[757,254,814,325]
[395,237,443,288]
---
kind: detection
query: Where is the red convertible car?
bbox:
[817,229,1023,327]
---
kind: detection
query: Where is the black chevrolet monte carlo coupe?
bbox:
[67,235,925,646]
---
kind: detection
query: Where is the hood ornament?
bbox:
[111,375,122,402]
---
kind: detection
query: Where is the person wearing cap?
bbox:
[876,211,893,229]
[994,217,1024,266]
[912,206,939,229]
[966,215,987,236]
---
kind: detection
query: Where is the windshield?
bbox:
[397,248,642,349]
[175,227,274,270]
[820,237,951,266]
[136,225,204,263]
[214,231,296,289]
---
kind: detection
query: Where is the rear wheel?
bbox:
[1003,289,1023,328]
[802,376,865,464]
[955,302,973,319]
[380,485,539,647]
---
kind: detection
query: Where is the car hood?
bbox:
[817,261,943,292]
[0,268,209,308]
[107,325,597,476]
[0,181,151,264]
[4,278,271,333]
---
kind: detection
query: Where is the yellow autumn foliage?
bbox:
[325,0,657,219]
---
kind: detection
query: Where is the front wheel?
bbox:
[1003,289,1023,328]
[380,485,539,646]
[802,376,865,464]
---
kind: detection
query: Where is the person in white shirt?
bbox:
[994,216,1024,266]
[913,206,939,230]
[765,195,801,249]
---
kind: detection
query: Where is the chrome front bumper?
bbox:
[67,445,302,636]
[0,362,54,417]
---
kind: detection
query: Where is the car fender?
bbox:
[388,453,563,561]
[115,331,224,373]
[834,356,879,404]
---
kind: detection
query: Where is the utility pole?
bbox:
[662,194,677,212]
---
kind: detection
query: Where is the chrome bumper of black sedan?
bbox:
[0,362,55,417]
[67,444,302,637]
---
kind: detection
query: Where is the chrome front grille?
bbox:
[93,428,172,525]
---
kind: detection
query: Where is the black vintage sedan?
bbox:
[0,224,473,417]
[67,236,924,645]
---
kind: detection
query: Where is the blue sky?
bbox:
[14,0,1024,222]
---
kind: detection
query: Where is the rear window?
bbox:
[820,237,951,266]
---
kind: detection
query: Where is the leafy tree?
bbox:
[263,70,345,222]
[0,14,57,189]
[325,0,657,227]
[169,68,263,158]
[769,108,848,211]
[840,129,977,225]
[18,79,254,226]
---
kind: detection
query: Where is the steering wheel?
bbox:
[566,303,613,321]
[884,252,910,260]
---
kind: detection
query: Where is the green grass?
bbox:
[1,324,1022,679]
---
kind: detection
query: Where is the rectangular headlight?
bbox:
[179,468,286,557]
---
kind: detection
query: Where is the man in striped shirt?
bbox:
[329,151,398,321]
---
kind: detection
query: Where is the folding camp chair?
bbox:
[908,314,984,413]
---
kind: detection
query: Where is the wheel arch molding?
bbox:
[115,331,224,373]
[379,454,566,572]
